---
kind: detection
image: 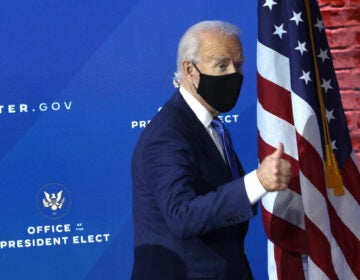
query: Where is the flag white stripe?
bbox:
[351,152,359,169]
[257,101,298,160]
[291,92,323,157]
[330,243,358,280]
[262,190,305,230]
[307,256,330,280]
[267,240,279,280]
[300,171,332,238]
[257,41,291,91]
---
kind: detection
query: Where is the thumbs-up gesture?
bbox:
[256,143,291,192]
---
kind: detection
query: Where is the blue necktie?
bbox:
[211,117,240,179]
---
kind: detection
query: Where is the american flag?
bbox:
[256,0,360,279]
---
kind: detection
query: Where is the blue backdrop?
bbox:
[0,0,267,279]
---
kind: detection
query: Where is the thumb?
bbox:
[272,143,284,159]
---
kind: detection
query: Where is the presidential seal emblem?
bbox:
[43,190,65,211]
[36,183,71,219]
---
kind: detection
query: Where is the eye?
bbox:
[235,62,243,70]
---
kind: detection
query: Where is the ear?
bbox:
[182,60,195,77]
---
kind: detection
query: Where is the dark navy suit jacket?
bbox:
[131,92,257,279]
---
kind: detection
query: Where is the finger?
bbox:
[272,142,284,159]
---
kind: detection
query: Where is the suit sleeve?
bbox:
[142,128,257,239]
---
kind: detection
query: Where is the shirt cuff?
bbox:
[244,170,267,204]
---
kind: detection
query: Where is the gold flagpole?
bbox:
[304,0,344,195]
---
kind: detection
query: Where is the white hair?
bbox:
[174,20,240,84]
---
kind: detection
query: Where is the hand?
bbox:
[256,143,291,192]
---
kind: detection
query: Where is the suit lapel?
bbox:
[169,92,231,178]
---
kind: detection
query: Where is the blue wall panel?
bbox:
[0,1,267,279]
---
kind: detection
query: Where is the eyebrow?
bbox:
[212,56,245,64]
[213,57,230,63]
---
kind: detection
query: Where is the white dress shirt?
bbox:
[179,86,267,204]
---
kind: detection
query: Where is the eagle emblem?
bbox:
[42,191,65,211]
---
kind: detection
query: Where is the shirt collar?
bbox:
[179,86,213,128]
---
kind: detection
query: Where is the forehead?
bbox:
[198,32,243,62]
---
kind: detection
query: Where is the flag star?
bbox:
[290,11,303,26]
[273,24,287,39]
[321,78,333,93]
[326,109,336,123]
[317,48,330,63]
[295,40,308,55]
[263,0,278,10]
[314,18,325,32]
[331,139,338,150]
[299,70,311,84]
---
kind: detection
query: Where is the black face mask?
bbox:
[193,63,243,113]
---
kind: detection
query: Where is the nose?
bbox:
[228,63,237,73]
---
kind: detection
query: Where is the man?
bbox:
[131,20,291,279]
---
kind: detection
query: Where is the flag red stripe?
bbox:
[341,158,360,203]
[262,205,307,253]
[305,217,339,280]
[273,243,306,280]
[257,73,294,125]
[296,132,327,197]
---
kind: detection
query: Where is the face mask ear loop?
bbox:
[191,61,201,92]
[191,61,202,74]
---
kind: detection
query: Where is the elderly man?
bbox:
[131,20,291,280]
